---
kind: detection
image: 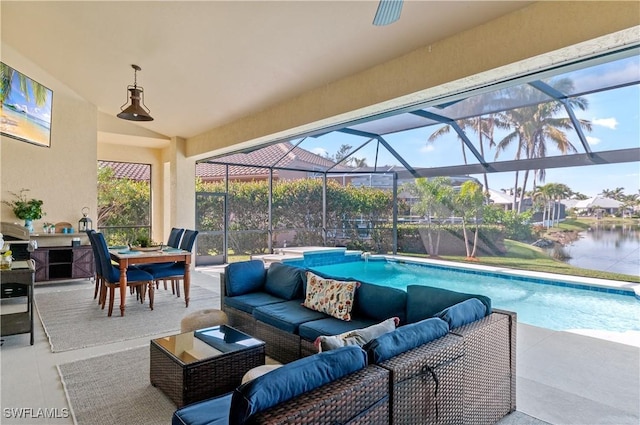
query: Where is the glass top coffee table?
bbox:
[150,325,265,407]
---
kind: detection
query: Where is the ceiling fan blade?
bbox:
[372,0,403,26]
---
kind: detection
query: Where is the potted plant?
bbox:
[2,189,45,232]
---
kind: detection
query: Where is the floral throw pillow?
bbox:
[303,271,359,321]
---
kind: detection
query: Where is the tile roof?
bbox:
[99,143,351,181]
[98,160,150,181]
[197,142,352,179]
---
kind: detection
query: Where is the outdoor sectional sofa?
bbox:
[198,259,517,425]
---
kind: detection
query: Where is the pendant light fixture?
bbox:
[117,64,154,121]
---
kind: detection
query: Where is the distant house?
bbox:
[574,196,622,216]
[487,188,533,212]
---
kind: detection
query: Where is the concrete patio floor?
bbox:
[0,268,638,424]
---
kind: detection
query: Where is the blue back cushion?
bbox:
[225,260,266,297]
[171,393,232,425]
[263,262,304,300]
[435,298,487,329]
[364,317,449,363]
[229,346,367,424]
[253,300,327,333]
[353,281,407,324]
[406,285,491,324]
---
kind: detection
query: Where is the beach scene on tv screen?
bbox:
[0,63,53,147]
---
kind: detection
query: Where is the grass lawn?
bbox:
[551,218,592,231]
[436,239,640,283]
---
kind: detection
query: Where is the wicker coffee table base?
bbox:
[150,341,265,407]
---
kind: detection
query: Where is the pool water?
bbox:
[311,260,640,333]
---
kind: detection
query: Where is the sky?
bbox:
[304,63,640,199]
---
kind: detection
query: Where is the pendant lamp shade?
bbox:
[117,64,154,121]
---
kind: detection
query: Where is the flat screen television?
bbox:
[1,62,53,148]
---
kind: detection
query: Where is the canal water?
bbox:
[562,223,640,276]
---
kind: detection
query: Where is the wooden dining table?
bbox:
[109,247,192,316]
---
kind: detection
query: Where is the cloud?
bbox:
[586,136,601,146]
[420,144,436,153]
[311,147,328,157]
[591,117,618,129]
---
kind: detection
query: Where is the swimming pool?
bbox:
[310,259,640,333]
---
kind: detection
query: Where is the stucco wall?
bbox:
[1,44,98,233]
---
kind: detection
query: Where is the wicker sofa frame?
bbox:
[219,272,517,424]
[249,364,390,424]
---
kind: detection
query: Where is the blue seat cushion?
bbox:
[139,261,174,272]
[224,292,286,314]
[263,262,305,300]
[172,392,231,425]
[146,263,185,279]
[106,264,153,283]
[364,317,449,363]
[435,298,487,329]
[225,260,266,297]
[406,285,492,324]
[353,281,407,324]
[253,300,327,333]
[229,346,367,424]
[298,317,377,342]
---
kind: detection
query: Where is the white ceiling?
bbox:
[1,1,532,144]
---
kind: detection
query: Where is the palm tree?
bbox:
[550,183,571,225]
[601,187,625,201]
[495,78,592,212]
[427,114,504,192]
[571,192,589,200]
[427,122,469,165]
[351,157,368,167]
[532,183,554,228]
[453,180,485,259]
[405,177,454,257]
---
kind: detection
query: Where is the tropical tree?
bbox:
[452,180,485,259]
[427,113,504,192]
[532,183,554,228]
[620,193,639,217]
[495,78,592,212]
[404,177,454,257]
[571,192,589,200]
[533,182,571,228]
[97,165,150,244]
[351,157,368,167]
[600,187,625,201]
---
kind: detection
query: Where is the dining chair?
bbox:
[141,227,185,293]
[147,229,199,298]
[167,227,185,249]
[86,230,103,304]
[88,231,144,305]
[93,232,155,316]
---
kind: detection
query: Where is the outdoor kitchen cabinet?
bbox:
[30,245,94,282]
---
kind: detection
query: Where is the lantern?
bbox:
[79,207,93,232]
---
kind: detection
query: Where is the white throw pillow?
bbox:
[314,317,400,352]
